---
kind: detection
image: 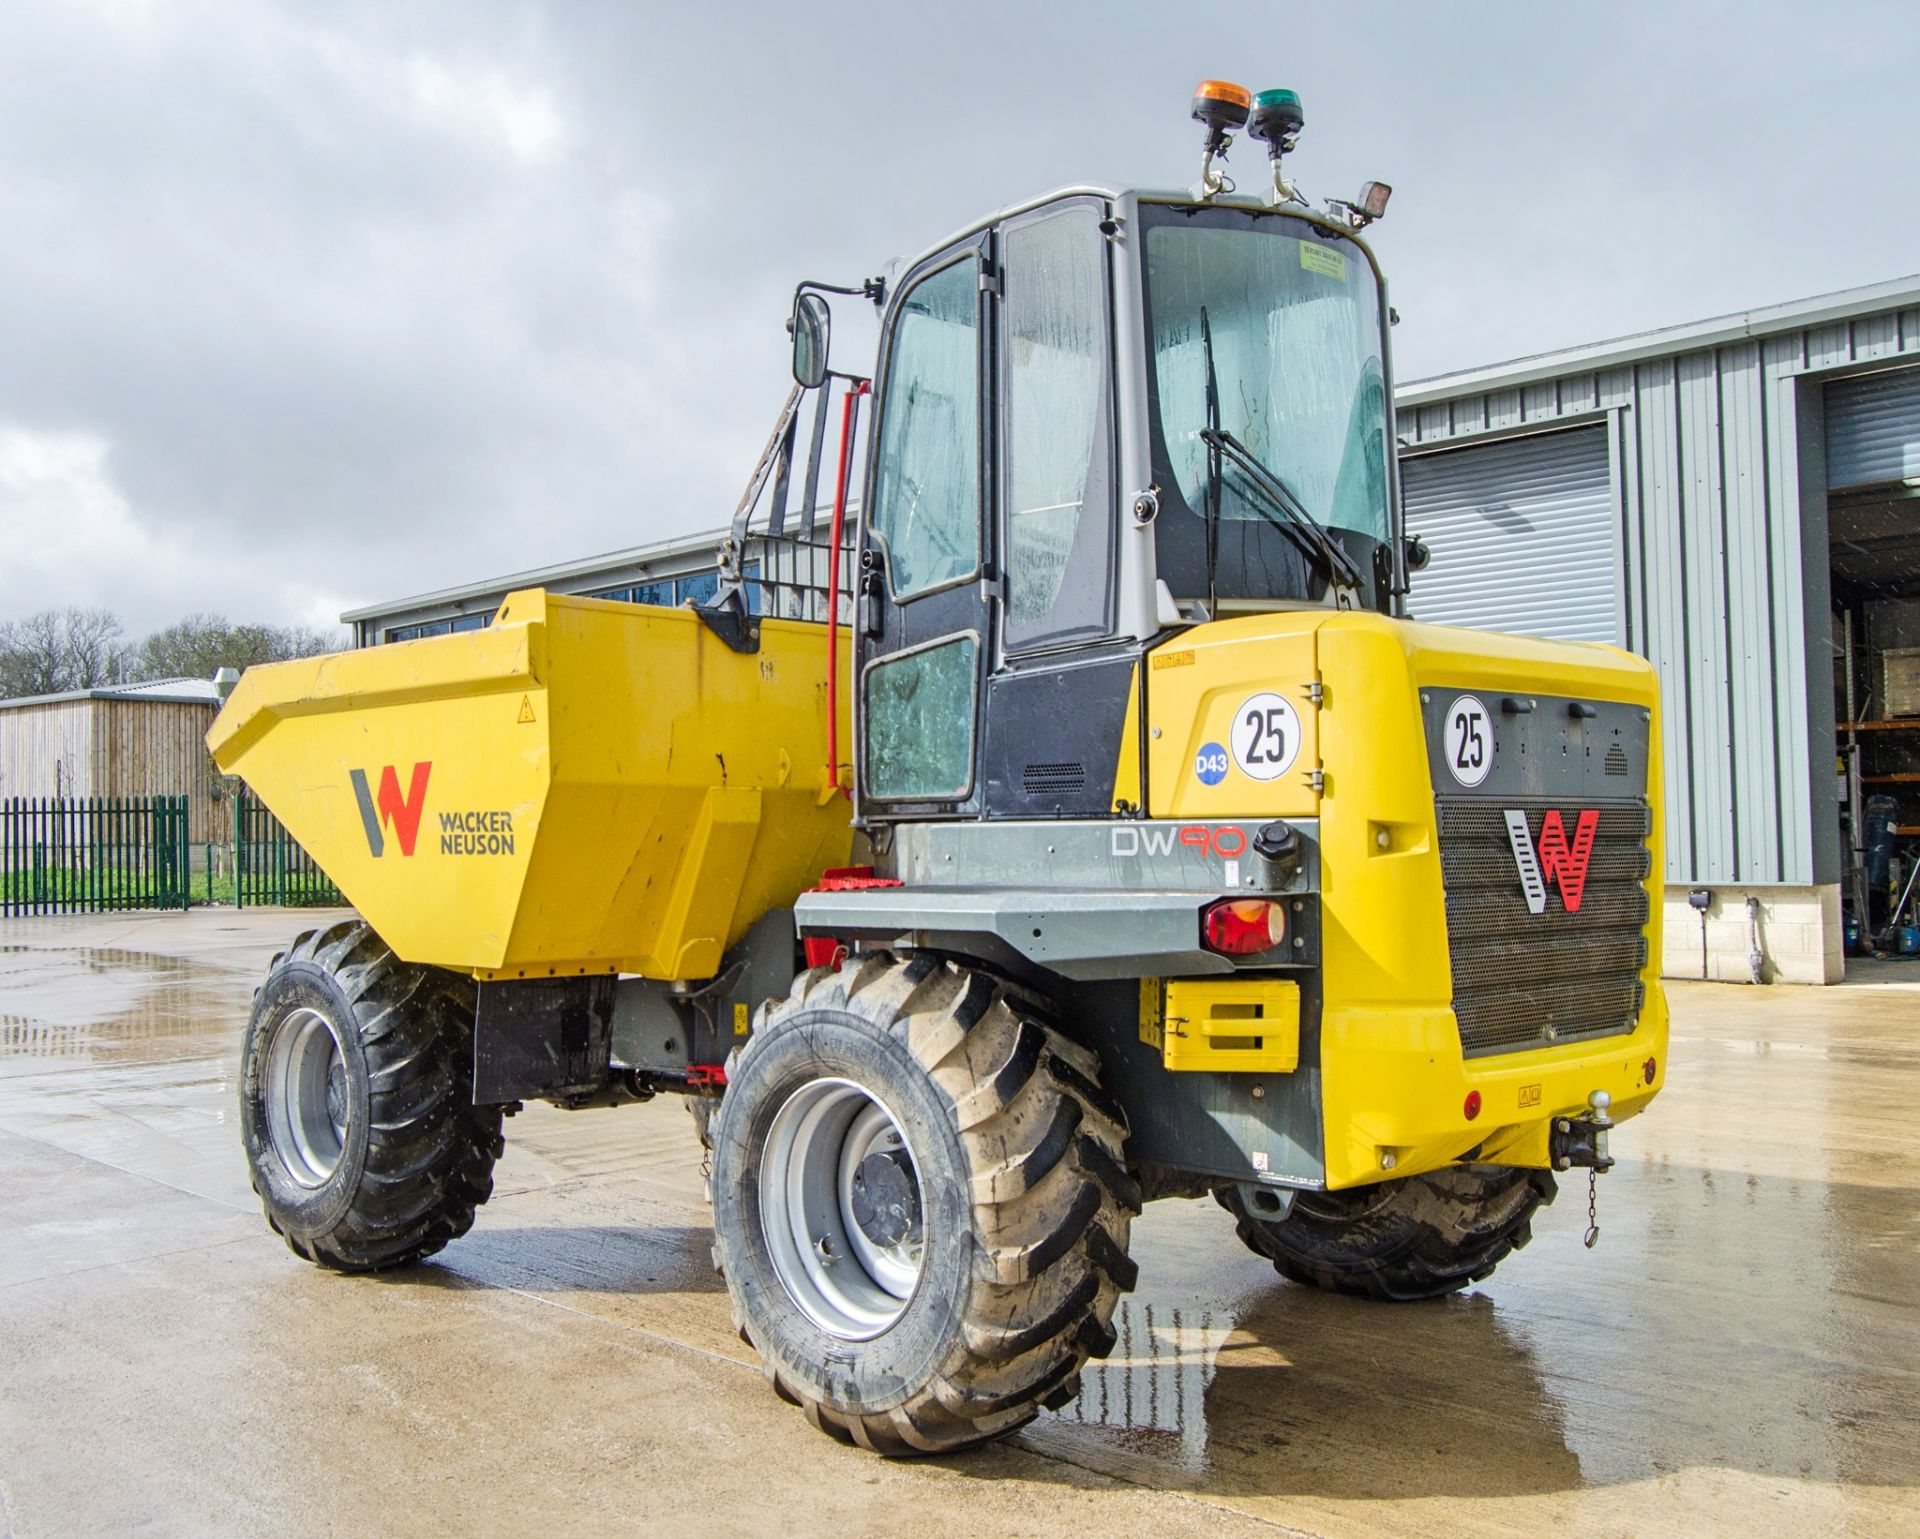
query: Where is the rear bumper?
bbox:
[1317,983,1668,1190]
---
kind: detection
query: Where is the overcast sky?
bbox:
[3,0,1917,637]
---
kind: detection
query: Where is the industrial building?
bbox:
[0,677,225,843]
[347,274,1920,983]
[1401,274,1920,982]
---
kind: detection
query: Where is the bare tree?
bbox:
[0,608,128,697]
[0,606,343,698]
[128,613,342,683]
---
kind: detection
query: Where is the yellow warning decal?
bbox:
[1151,649,1195,671]
[1300,244,1347,281]
[733,1002,750,1036]
[1518,1083,1542,1108]
[517,695,536,724]
[1138,979,1164,1049]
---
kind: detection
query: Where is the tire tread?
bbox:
[1222,1165,1556,1301]
[714,952,1133,1455]
[243,920,501,1273]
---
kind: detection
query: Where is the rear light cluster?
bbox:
[1201,898,1287,956]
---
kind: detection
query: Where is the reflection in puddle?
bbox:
[1049,1301,1232,1471]
[0,947,248,1065]
[1030,1245,1593,1501]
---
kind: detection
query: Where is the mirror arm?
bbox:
[795,276,887,304]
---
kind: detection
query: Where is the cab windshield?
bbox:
[1141,204,1391,609]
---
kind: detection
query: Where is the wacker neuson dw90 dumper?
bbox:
[212,84,1666,1454]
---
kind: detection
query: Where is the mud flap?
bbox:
[473,976,615,1103]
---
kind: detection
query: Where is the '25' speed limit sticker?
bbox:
[1230,692,1303,782]
[1443,694,1494,786]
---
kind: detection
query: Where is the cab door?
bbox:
[977,196,1127,818]
[856,237,994,819]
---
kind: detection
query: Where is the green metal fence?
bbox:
[0,796,192,916]
[234,790,345,908]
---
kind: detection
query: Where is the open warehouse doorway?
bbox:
[1827,363,1920,949]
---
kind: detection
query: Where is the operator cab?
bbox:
[724,81,1409,823]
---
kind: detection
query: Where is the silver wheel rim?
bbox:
[759,1077,926,1341]
[263,1006,349,1188]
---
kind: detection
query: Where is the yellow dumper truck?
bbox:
[213,84,1666,1454]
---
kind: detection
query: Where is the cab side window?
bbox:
[1002,206,1112,649]
[869,258,982,599]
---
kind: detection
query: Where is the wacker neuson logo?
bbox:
[437,809,516,856]
[350,762,515,857]
[1504,807,1599,914]
[350,763,431,857]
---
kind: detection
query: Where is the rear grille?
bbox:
[1437,797,1651,1057]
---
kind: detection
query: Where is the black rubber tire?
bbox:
[710,953,1138,1455]
[1220,1165,1557,1301]
[239,919,503,1272]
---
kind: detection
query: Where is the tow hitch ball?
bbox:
[1550,1090,1614,1250]
[1550,1089,1615,1174]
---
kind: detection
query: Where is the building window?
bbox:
[590,578,685,608]
[386,611,491,643]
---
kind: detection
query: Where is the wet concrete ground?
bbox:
[1,912,1916,1539]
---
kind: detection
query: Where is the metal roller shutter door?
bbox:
[1401,425,1616,643]
[1827,366,1920,489]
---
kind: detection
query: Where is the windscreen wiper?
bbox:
[1199,426,1366,592]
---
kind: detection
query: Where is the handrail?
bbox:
[825,380,869,796]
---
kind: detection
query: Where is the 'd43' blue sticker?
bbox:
[1194,742,1230,786]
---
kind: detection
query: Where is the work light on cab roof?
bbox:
[1188,76,1391,227]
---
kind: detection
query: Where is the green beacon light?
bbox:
[1248,88,1305,147]
[1248,88,1305,206]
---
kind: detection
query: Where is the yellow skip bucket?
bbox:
[208,590,854,980]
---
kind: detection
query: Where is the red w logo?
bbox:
[1504,808,1599,914]
[349,762,432,857]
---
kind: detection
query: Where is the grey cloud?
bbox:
[1,0,1915,632]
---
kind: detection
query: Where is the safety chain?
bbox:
[1583,1168,1601,1249]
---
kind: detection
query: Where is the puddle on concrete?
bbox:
[1044,1299,1234,1473]
[0,946,248,1067]
[1022,1146,1920,1509]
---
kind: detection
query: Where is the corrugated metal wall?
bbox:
[1403,425,1616,641]
[1399,304,1920,886]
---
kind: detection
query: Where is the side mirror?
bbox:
[1404,532,1431,573]
[791,292,831,389]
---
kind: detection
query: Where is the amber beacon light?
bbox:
[1191,79,1253,125]
[1191,80,1252,197]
